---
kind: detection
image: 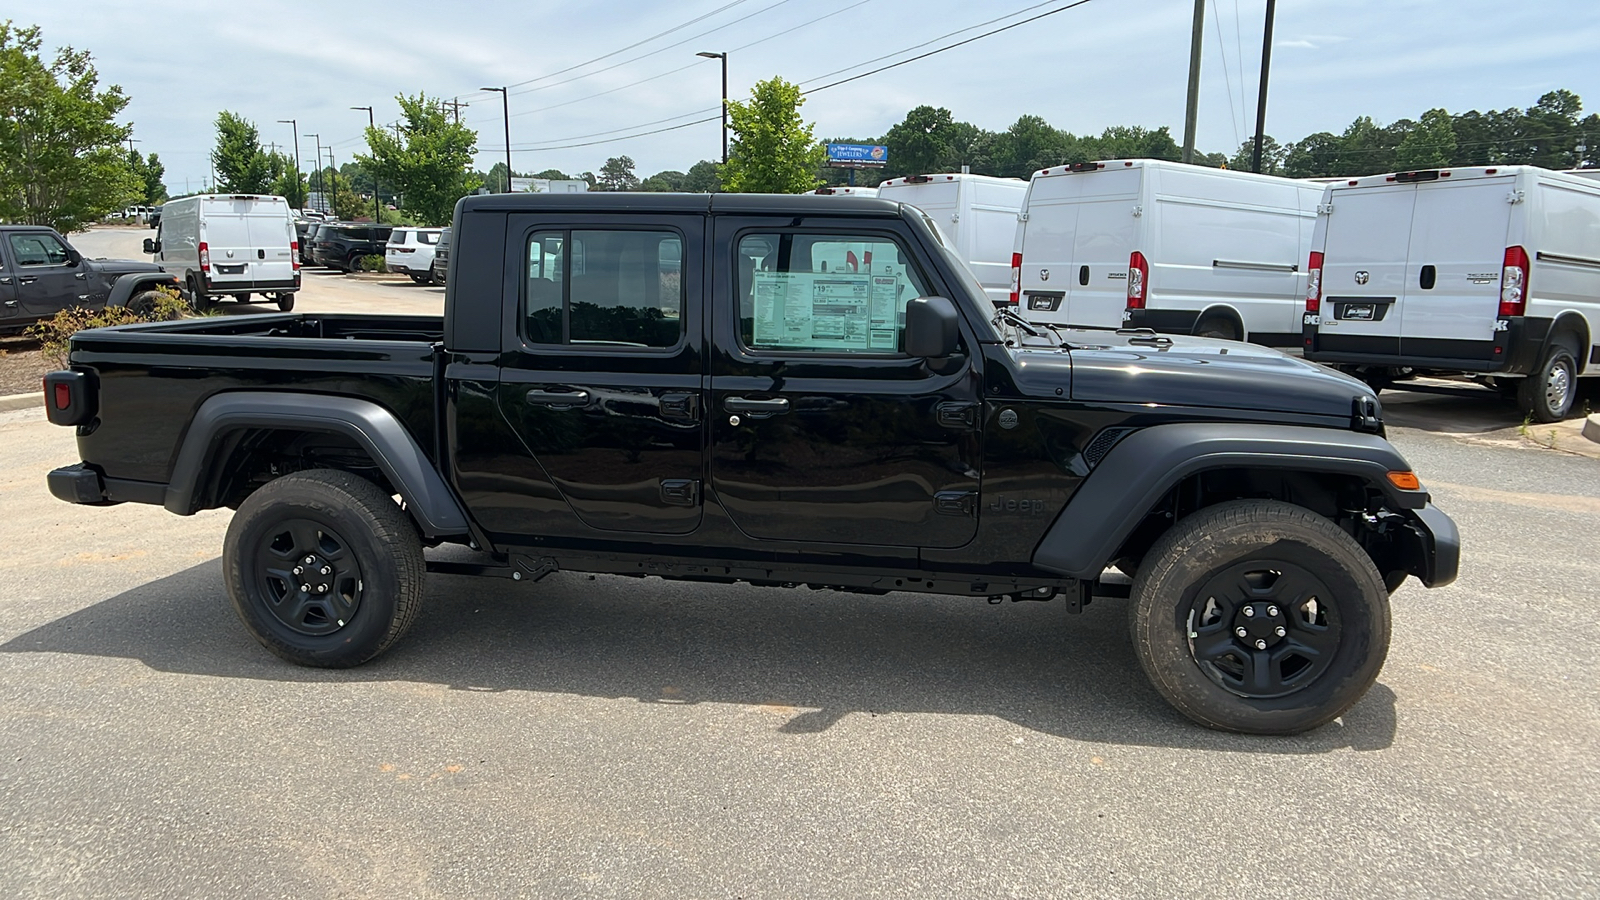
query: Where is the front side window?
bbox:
[8,232,71,267]
[736,232,929,353]
[525,229,683,348]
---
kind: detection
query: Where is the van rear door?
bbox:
[242,200,296,288]
[200,198,256,288]
[1316,182,1416,356]
[1063,167,1141,328]
[1399,175,1513,360]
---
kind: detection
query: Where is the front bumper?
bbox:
[1400,502,1461,588]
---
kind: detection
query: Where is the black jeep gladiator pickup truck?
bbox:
[42,193,1458,734]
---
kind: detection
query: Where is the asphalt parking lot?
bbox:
[1,230,1597,897]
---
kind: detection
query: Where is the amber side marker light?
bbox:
[1387,471,1421,490]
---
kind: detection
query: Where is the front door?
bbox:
[708,216,982,549]
[494,213,707,537]
[6,231,85,319]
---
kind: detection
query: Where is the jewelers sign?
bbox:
[826,143,888,168]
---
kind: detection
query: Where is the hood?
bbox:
[1009,329,1376,421]
[86,257,163,276]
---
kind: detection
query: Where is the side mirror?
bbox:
[142,238,157,254]
[904,296,962,358]
[66,248,82,266]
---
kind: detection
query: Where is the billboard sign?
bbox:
[826,143,888,168]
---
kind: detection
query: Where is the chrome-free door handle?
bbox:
[724,396,790,415]
[525,388,590,408]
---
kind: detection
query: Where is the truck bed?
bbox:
[67,313,444,486]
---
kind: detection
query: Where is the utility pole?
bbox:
[1251,0,1278,174]
[351,106,380,222]
[278,119,301,209]
[697,51,729,165]
[442,97,468,124]
[124,137,141,154]
[1181,0,1204,164]
[325,148,339,216]
[306,133,323,214]
[480,86,511,192]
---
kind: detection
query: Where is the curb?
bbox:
[1585,415,1600,446]
[0,391,39,413]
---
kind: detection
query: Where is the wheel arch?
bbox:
[1192,305,1245,340]
[106,272,181,308]
[1031,423,1444,583]
[164,392,470,539]
[1547,311,1590,374]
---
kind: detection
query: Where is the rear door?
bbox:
[243,201,297,286]
[493,213,707,537]
[1399,176,1513,358]
[200,199,255,288]
[1316,183,1416,356]
[1062,168,1141,328]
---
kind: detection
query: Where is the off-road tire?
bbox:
[224,469,424,668]
[1517,339,1578,423]
[1129,499,1391,735]
[126,290,165,315]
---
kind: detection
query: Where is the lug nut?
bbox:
[1243,606,1255,618]
[304,556,315,565]
[1267,605,1280,617]
[1254,639,1268,650]
[292,566,303,575]
[300,583,311,593]
[320,566,331,576]
[317,584,328,593]
[1275,626,1286,637]
[1235,627,1248,638]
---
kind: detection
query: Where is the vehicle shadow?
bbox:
[0,558,1397,754]
[1380,379,1522,434]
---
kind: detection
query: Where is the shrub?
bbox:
[27,286,191,368]
[358,254,386,273]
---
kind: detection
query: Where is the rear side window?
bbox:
[524,229,684,348]
[735,231,929,353]
[417,231,439,245]
[390,229,409,244]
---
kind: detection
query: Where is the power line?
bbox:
[1210,0,1241,148]
[798,0,1061,87]
[504,0,754,91]
[494,0,1097,154]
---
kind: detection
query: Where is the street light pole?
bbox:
[278,119,301,210]
[351,106,380,221]
[1181,0,1204,164]
[696,51,728,166]
[325,148,339,215]
[306,133,323,214]
[481,86,511,192]
[1251,0,1278,175]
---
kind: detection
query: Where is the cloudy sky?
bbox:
[23,0,1600,191]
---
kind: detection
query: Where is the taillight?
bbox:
[1126,251,1149,309]
[290,241,300,270]
[54,382,71,410]
[43,370,93,426]
[198,241,210,272]
[1499,246,1529,317]
[1009,252,1022,306]
[1306,250,1324,312]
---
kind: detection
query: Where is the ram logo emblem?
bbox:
[1354,270,1370,285]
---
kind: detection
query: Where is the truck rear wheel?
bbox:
[1517,339,1577,423]
[1129,499,1390,735]
[276,293,295,312]
[223,469,424,668]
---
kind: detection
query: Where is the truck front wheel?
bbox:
[223,469,424,668]
[1129,499,1390,735]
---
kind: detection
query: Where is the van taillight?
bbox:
[1306,251,1324,312]
[1500,246,1529,316]
[1126,251,1149,309]
[198,241,210,272]
[290,241,300,270]
[1009,252,1022,306]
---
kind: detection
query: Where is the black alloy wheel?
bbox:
[1184,559,1341,699]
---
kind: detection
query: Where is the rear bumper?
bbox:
[1125,308,1201,334]
[207,278,300,293]
[47,463,166,507]
[1302,316,1545,375]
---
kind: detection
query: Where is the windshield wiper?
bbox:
[992,305,1048,338]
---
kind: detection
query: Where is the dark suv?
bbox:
[430,227,450,285]
[311,224,393,272]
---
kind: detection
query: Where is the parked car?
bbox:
[879,173,1027,307]
[385,227,443,284]
[147,194,300,311]
[149,205,163,230]
[1011,160,1324,346]
[41,192,1459,736]
[430,227,450,285]
[299,221,330,267]
[312,224,394,272]
[1302,165,1600,421]
[1,225,177,333]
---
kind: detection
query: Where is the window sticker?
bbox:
[752,271,905,351]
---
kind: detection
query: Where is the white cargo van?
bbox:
[878,173,1026,306]
[1010,159,1323,346]
[1303,165,1600,421]
[148,194,300,311]
[812,186,880,198]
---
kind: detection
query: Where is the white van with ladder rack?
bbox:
[1301,165,1600,421]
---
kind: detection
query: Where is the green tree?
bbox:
[988,115,1074,178]
[1090,125,1181,161]
[533,168,571,180]
[682,159,721,192]
[1394,108,1457,170]
[720,77,826,194]
[640,169,686,191]
[211,110,272,193]
[127,149,167,204]
[1335,116,1394,175]
[0,22,139,231]
[1282,131,1342,178]
[357,92,481,226]
[883,105,955,178]
[266,152,307,209]
[597,155,639,191]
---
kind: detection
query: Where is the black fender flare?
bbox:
[1031,422,1430,580]
[163,392,470,538]
[106,272,180,308]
